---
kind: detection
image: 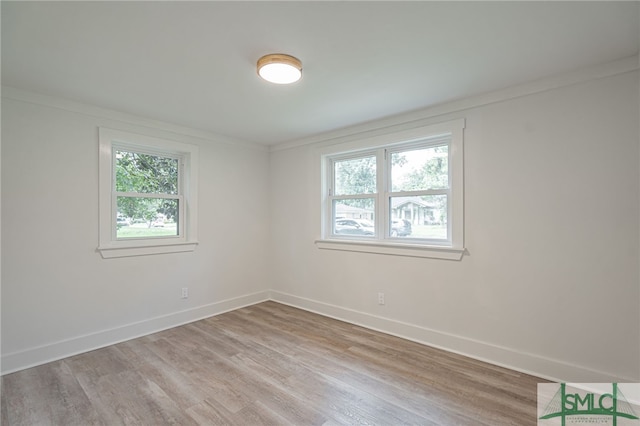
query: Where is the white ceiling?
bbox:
[2,1,639,146]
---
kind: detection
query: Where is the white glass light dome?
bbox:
[257,54,302,84]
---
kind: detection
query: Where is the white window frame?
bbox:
[98,128,198,258]
[316,119,465,260]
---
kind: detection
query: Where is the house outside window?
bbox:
[317,119,465,260]
[98,128,199,258]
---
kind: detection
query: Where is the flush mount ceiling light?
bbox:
[257,53,302,84]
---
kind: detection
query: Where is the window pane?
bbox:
[333,198,375,236]
[334,156,376,195]
[391,145,448,192]
[390,195,447,239]
[116,150,179,194]
[116,197,179,239]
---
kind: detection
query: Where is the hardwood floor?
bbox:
[1,301,545,425]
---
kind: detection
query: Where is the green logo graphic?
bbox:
[539,383,639,426]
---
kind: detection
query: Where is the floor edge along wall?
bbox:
[2,289,636,384]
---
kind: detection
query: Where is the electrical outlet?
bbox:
[378,292,385,305]
[181,287,188,299]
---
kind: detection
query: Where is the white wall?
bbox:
[269,69,640,382]
[1,91,271,373]
[2,62,638,382]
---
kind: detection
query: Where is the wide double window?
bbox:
[98,128,198,258]
[319,119,464,260]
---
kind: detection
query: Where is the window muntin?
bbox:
[321,119,464,256]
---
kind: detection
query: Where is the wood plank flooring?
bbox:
[1,301,545,425]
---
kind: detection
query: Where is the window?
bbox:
[318,119,464,260]
[98,128,198,258]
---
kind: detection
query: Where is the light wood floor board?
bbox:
[1,301,546,425]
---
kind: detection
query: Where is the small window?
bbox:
[115,149,181,240]
[318,119,464,260]
[98,128,198,258]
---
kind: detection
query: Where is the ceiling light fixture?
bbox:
[257,53,302,84]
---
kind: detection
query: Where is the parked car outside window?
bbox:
[335,219,375,236]
[391,219,412,237]
[116,216,131,227]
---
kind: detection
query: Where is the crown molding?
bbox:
[3,54,637,154]
[1,86,269,152]
[271,55,639,153]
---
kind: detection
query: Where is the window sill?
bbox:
[315,239,465,260]
[98,241,198,259]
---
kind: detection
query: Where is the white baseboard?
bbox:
[4,289,637,383]
[1,291,270,375]
[269,290,638,383]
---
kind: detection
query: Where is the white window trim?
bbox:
[316,119,465,260]
[98,128,199,258]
